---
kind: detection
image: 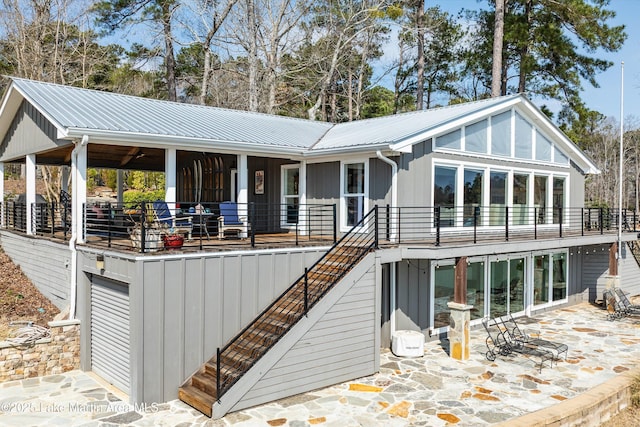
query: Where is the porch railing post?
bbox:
[385,204,390,241]
[107,202,112,248]
[559,207,563,238]
[304,268,309,316]
[581,208,585,236]
[505,206,509,241]
[473,206,479,244]
[140,203,147,253]
[332,204,337,244]
[435,206,441,247]
[250,202,256,248]
[599,207,604,234]
[374,205,379,249]
[534,207,538,240]
[216,347,221,401]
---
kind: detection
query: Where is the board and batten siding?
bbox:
[395,259,431,337]
[0,100,71,162]
[620,243,640,296]
[578,244,611,302]
[0,231,71,309]
[135,248,327,404]
[230,258,379,412]
[397,140,432,207]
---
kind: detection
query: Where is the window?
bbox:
[533,255,549,305]
[490,257,526,317]
[464,169,483,226]
[281,165,299,225]
[514,113,532,159]
[535,131,552,161]
[491,111,511,156]
[553,177,565,224]
[534,176,547,224]
[552,253,567,301]
[465,120,487,153]
[434,166,457,226]
[554,146,569,165]
[490,171,507,225]
[513,174,529,225]
[433,264,454,329]
[342,162,366,227]
[436,129,461,150]
[467,261,485,320]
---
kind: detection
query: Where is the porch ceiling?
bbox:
[7,144,165,171]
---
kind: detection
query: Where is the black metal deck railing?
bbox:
[0,200,635,252]
[376,205,637,246]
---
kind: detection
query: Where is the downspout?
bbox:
[68,135,89,320]
[376,150,398,338]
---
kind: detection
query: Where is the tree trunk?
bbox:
[161,2,177,102]
[518,0,533,93]
[415,0,425,109]
[247,0,259,111]
[491,0,505,97]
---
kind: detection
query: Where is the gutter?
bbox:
[376,150,398,242]
[67,134,88,320]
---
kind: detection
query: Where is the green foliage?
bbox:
[361,86,394,118]
[123,189,165,204]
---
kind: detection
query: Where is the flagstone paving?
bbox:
[1,302,639,426]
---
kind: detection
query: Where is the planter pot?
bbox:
[162,234,184,249]
[130,227,164,252]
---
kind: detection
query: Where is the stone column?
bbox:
[448,302,472,360]
[449,256,472,360]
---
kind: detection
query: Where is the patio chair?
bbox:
[613,288,640,315]
[152,200,193,240]
[217,201,248,239]
[498,314,568,364]
[482,317,512,362]
[603,289,626,320]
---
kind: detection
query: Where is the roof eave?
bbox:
[65,128,307,157]
[304,143,390,157]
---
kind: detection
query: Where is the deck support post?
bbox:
[449,256,471,361]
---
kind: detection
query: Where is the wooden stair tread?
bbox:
[179,384,215,417]
[191,371,218,396]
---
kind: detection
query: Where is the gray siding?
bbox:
[0,100,70,162]
[133,248,325,404]
[395,259,431,336]
[577,244,611,302]
[397,140,432,207]
[620,243,640,296]
[231,259,378,411]
[369,157,394,207]
[0,231,71,309]
[307,161,340,204]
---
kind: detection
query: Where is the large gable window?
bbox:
[491,111,511,156]
[514,112,532,159]
[435,129,461,150]
[434,166,457,226]
[535,131,552,161]
[465,120,487,153]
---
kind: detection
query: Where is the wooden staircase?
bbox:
[179,208,378,417]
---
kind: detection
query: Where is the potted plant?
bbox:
[162,228,184,249]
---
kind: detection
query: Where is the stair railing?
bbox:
[215,206,379,401]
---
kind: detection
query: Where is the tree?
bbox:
[464,0,626,108]
[394,6,463,110]
[491,0,504,97]
[93,0,180,101]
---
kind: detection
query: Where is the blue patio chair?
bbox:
[152,200,193,240]
[217,201,248,239]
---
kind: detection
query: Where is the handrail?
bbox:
[215,206,378,400]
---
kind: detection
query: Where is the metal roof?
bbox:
[313,95,520,151]
[8,78,332,151]
[0,78,598,173]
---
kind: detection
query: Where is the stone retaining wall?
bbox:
[497,366,640,427]
[0,319,80,382]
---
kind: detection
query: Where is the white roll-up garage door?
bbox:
[91,277,131,394]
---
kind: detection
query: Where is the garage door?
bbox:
[91,277,130,394]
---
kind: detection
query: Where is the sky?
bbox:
[427,0,639,124]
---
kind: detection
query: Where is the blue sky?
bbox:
[433,0,638,123]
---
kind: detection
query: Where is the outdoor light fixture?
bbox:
[96,254,105,271]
